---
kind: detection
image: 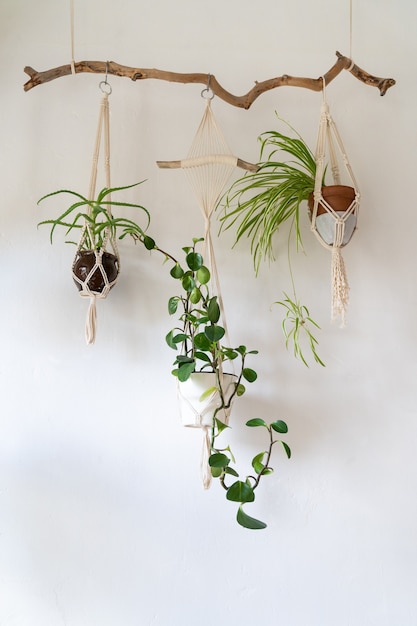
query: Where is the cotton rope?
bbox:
[69,0,76,75]
[175,93,241,487]
[310,78,360,326]
[73,89,120,344]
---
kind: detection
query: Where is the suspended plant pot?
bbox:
[308,79,360,325]
[37,82,150,344]
[72,249,119,294]
[177,372,237,428]
[307,184,357,246]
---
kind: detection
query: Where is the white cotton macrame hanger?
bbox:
[157,78,259,488]
[73,76,120,344]
[309,76,360,326]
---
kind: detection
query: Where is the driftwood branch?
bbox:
[156,157,259,172]
[23,51,395,107]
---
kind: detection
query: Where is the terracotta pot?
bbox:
[308,185,357,246]
[308,184,355,216]
[73,250,119,293]
[177,372,237,428]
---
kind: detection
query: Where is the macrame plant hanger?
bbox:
[73,75,120,344]
[158,78,258,488]
[309,77,360,326]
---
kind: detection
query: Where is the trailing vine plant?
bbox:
[134,233,291,529]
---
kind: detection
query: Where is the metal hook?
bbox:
[99,61,112,94]
[201,72,214,100]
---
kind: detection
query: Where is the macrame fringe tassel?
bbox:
[331,247,349,327]
[200,426,212,490]
[85,296,97,345]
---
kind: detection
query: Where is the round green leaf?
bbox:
[194,332,212,351]
[143,235,156,250]
[226,480,255,503]
[182,273,195,292]
[209,453,230,468]
[177,361,195,382]
[242,367,257,383]
[204,325,225,343]
[246,418,267,428]
[189,287,202,304]
[168,296,180,315]
[196,265,210,284]
[170,263,184,279]
[186,252,203,271]
[271,420,288,434]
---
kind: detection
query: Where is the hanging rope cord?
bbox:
[310,78,360,325]
[177,88,239,488]
[73,82,120,344]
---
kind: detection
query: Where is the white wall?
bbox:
[0,1,416,624]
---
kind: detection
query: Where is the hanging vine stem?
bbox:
[23,51,395,107]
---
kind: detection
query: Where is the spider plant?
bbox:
[218,117,323,273]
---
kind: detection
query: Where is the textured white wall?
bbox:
[0,0,416,624]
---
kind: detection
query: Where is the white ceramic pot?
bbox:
[315,212,357,246]
[177,372,237,428]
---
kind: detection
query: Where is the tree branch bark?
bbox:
[23,51,395,107]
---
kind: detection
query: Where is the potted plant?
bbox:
[38,181,150,294]
[134,233,291,528]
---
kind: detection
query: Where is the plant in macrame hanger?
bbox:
[156,79,260,487]
[38,77,151,344]
[308,77,360,326]
[150,82,291,528]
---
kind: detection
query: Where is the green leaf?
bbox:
[206,297,220,323]
[170,263,184,279]
[182,273,195,292]
[236,505,267,530]
[186,252,203,271]
[199,386,217,402]
[224,466,239,478]
[252,452,267,474]
[242,367,257,383]
[280,441,292,459]
[271,420,288,434]
[246,418,267,428]
[168,296,180,315]
[236,383,246,397]
[177,362,195,382]
[141,235,155,249]
[165,330,177,349]
[209,453,230,468]
[190,287,202,304]
[196,265,210,284]
[226,481,255,503]
[204,325,225,343]
[214,418,229,434]
[194,332,212,351]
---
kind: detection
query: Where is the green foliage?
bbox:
[209,417,291,530]
[219,119,320,273]
[159,238,258,385]
[38,182,150,250]
[276,293,325,367]
[132,232,290,530]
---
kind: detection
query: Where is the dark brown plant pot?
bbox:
[308,185,356,217]
[73,250,119,293]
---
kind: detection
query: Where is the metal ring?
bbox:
[200,87,214,100]
[99,80,112,95]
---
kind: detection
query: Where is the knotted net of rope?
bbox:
[310,78,360,326]
[172,88,240,488]
[73,87,120,344]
